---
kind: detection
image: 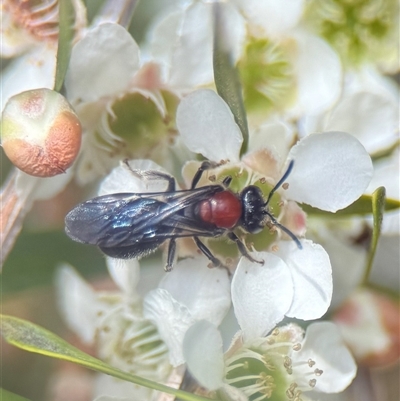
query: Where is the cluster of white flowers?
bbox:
[1,0,399,400]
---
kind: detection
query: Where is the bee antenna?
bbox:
[264,160,294,206]
[265,211,302,250]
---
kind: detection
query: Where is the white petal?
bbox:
[98,159,171,195]
[247,116,296,167]
[149,10,184,84]
[231,252,293,341]
[294,322,357,393]
[220,384,249,401]
[66,23,140,102]
[159,258,231,326]
[106,257,140,297]
[15,168,72,202]
[334,290,392,361]
[306,221,366,309]
[366,151,399,200]
[94,374,153,401]
[285,132,373,212]
[215,3,247,63]
[183,321,225,390]
[150,5,214,88]
[168,3,214,88]
[275,240,332,320]
[54,265,98,344]
[143,289,195,366]
[324,91,398,154]
[237,0,304,38]
[291,32,342,115]
[0,10,35,58]
[0,45,56,112]
[177,89,243,162]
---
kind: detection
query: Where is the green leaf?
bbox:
[363,187,386,284]
[54,0,75,92]
[0,388,31,401]
[0,315,215,401]
[212,3,249,155]
[301,194,400,217]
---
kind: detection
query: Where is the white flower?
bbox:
[143,257,231,367]
[65,22,183,184]
[299,68,399,304]
[176,89,373,330]
[301,68,399,155]
[232,244,332,341]
[177,89,373,212]
[148,0,342,115]
[55,259,172,399]
[183,320,357,399]
[64,158,232,369]
[304,0,399,73]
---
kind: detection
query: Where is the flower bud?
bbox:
[1,88,82,177]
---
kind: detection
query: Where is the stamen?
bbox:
[261,356,276,371]
[284,356,292,369]
[136,343,169,362]
[225,348,266,366]
[271,244,279,252]
[225,362,248,373]
[230,373,276,401]
[227,374,265,384]
[272,328,280,336]
[266,336,275,345]
[308,358,316,367]
[286,382,298,399]
[292,343,302,351]
[314,368,323,376]
[129,332,160,347]
[309,379,317,388]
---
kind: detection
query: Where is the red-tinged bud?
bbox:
[333,289,400,367]
[1,88,82,177]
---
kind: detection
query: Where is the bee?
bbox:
[65,160,301,271]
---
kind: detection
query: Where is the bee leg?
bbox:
[123,159,176,191]
[191,161,221,189]
[142,171,176,192]
[222,176,232,187]
[193,236,222,267]
[227,232,264,265]
[165,238,177,272]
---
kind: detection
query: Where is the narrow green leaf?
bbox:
[363,187,386,284]
[0,388,31,401]
[54,0,75,92]
[301,194,400,217]
[213,3,249,155]
[0,315,216,401]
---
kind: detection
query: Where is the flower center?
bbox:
[238,37,295,115]
[105,91,178,159]
[5,0,61,41]
[224,328,326,401]
[305,0,398,66]
[97,308,170,378]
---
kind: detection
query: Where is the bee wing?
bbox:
[65,186,223,248]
